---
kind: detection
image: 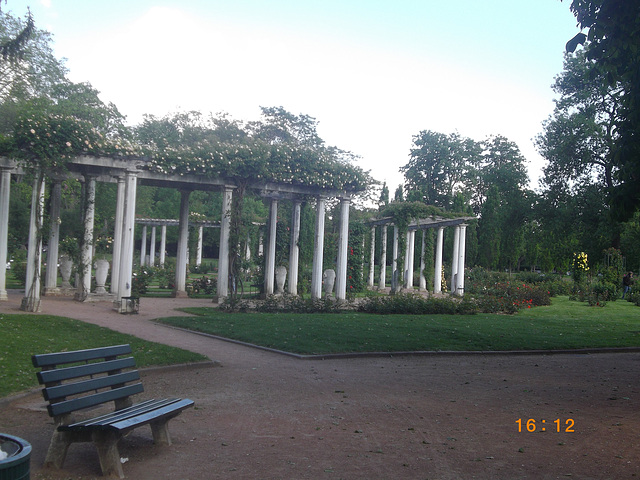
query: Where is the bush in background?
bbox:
[358,293,478,315]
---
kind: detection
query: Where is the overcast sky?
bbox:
[7,0,580,192]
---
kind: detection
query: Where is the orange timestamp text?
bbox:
[516,418,575,433]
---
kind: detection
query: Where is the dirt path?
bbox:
[1,293,639,479]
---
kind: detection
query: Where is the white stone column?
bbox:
[451,225,460,294]
[117,170,137,301]
[264,198,278,295]
[368,226,375,288]
[217,186,233,299]
[403,231,410,289]
[335,197,350,301]
[456,224,467,296]
[0,167,11,301]
[405,230,415,289]
[174,190,190,297]
[21,173,45,311]
[288,200,301,295]
[78,176,96,299]
[434,226,444,293]
[419,229,427,291]
[111,176,125,294]
[159,225,167,267]
[196,225,203,266]
[44,181,62,295]
[149,226,156,267]
[391,226,399,292]
[378,225,387,290]
[140,225,147,267]
[311,197,326,300]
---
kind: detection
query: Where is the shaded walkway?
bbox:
[1,292,639,479]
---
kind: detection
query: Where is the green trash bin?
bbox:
[0,434,31,480]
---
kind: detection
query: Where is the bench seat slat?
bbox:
[43,371,141,402]
[109,399,194,432]
[38,357,136,385]
[32,345,132,368]
[48,383,144,417]
[84,399,182,427]
[64,399,164,428]
[59,398,194,433]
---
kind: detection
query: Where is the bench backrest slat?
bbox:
[32,344,133,368]
[48,383,144,417]
[32,344,146,420]
[37,357,136,385]
[43,371,141,402]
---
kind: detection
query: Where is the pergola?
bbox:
[135,218,220,268]
[0,155,357,311]
[368,215,476,296]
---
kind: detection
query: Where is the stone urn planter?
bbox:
[323,269,336,297]
[94,259,110,295]
[275,266,287,294]
[59,255,73,288]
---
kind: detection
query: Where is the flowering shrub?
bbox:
[131,267,153,297]
[466,267,553,312]
[358,293,478,315]
[541,277,573,296]
[625,290,640,306]
[13,112,141,170]
[144,139,371,191]
[573,251,589,284]
[94,235,113,256]
[255,294,342,313]
[187,275,217,297]
[586,281,616,307]
[479,282,551,310]
[154,267,176,290]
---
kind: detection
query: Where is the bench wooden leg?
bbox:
[44,429,72,469]
[92,430,124,479]
[150,419,172,446]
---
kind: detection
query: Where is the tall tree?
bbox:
[476,186,502,269]
[0,7,33,64]
[475,136,531,270]
[567,0,640,219]
[536,48,623,253]
[0,10,67,134]
[536,50,621,193]
[248,106,324,149]
[402,130,481,209]
[378,182,389,210]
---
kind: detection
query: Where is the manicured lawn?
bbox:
[156,297,640,355]
[0,314,207,398]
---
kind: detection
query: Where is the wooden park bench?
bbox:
[32,344,194,478]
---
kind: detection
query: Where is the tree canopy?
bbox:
[137,108,372,192]
[566,0,640,220]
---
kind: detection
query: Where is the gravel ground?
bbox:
[1,292,639,479]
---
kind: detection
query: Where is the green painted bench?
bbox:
[32,344,194,478]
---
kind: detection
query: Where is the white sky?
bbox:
[6,0,580,192]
